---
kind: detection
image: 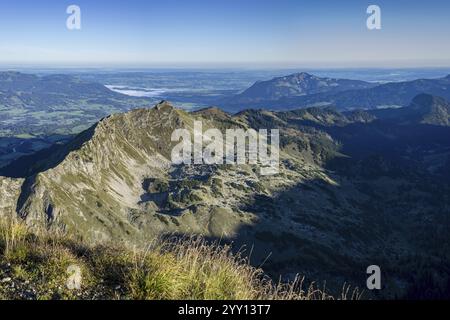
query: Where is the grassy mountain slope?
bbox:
[1,99,450,298]
[371,94,450,126]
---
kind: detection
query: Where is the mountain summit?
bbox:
[1,101,450,298]
[224,72,374,106]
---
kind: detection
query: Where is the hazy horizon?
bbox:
[1,0,450,67]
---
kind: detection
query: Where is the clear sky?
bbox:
[0,0,449,67]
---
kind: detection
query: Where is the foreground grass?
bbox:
[0,218,360,300]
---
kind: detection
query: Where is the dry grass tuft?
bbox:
[0,220,361,300]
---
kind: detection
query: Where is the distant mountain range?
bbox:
[0,72,127,114]
[0,71,154,137]
[2,70,450,171]
[0,71,157,167]
[0,72,117,99]
[371,93,450,126]
[220,72,450,111]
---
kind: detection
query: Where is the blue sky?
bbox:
[0,0,449,67]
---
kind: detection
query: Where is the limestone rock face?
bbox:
[0,177,24,218]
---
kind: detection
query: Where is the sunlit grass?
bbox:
[0,219,361,300]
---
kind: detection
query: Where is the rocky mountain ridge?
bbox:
[221,72,450,112]
[1,99,450,298]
